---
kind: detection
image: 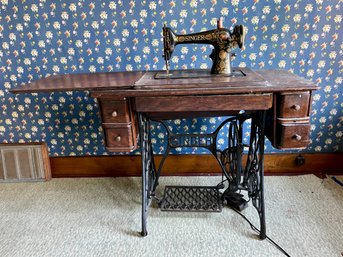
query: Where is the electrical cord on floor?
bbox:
[230,207,291,257]
[331,176,343,187]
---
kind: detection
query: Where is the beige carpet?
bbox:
[0,175,342,257]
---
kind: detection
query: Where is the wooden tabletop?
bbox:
[10,69,319,96]
[10,71,144,93]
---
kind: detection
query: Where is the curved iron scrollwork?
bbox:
[138,111,266,239]
[220,120,243,192]
[244,111,266,239]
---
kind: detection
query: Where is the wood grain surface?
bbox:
[11,69,319,96]
[10,71,144,93]
[135,94,273,112]
[50,153,343,177]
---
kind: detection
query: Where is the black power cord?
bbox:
[230,207,291,257]
[331,176,343,187]
[217,179,291,256]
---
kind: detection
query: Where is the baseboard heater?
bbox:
[0,143,51,182]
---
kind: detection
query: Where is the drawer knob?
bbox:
[114,136,121,142]
[293,134,302,141]
[291,104,301,111]
[112,111,118,117]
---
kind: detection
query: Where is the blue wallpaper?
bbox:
[0,0,342,156]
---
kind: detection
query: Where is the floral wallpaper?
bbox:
[0,0,342,156]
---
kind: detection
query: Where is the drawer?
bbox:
[277,92,310,118]
[277,123,310,149]
[104,125,136,151]
[100,100,131,123]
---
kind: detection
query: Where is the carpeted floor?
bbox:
[0,175,342,257]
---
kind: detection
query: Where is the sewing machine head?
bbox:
[162,19,245,75]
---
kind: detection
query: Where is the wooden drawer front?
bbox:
[278,92,310,118]
[100,100,130,123]
[104,126,135,150]
[277,123,310,149]
[135,94,273,112]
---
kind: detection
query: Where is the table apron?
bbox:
[135,93,273,112]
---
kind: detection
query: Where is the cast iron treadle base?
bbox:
[160,186,222,212]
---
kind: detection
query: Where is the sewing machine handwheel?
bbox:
[239,25,245,48]
[234,25,245,49]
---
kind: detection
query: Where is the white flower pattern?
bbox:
[0,0,341,155]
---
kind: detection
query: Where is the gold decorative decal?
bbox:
[205,34,213,40]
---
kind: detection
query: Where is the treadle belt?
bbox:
[160,186,222,212]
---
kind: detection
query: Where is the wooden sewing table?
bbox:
[12,68,319,238]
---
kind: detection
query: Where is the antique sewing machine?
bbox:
[160,18,245,77]
[11,18,319,241]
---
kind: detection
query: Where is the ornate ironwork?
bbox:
[138,111,267,239]
[219,120,244,192]
[245,111,267,239]
[160,186,222,212]
[138,113,157,236]
[169,134,216,148]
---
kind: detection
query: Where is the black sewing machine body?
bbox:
[163,19,245,75]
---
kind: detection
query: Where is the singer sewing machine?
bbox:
[11,20,319,239]
[159,18,245,78]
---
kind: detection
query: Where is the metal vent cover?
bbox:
[0,143,51,182]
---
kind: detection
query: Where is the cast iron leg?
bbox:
[138,113,152,237]
[245,111,267,239]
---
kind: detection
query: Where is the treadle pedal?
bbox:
[160,186,222,212]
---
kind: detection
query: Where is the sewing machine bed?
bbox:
[154,69,245,79]
[135,67,270,90]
